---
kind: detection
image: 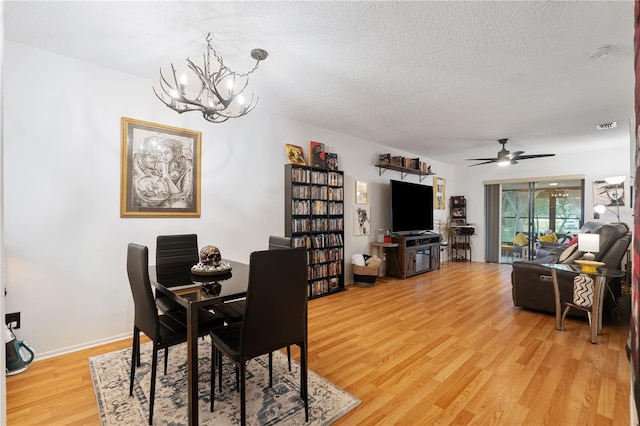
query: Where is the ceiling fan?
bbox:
[466,138,555,167]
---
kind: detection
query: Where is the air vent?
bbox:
[596,121,617,130]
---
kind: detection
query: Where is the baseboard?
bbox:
[32,332,131,361]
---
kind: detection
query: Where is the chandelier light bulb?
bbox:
[238,94,245,106]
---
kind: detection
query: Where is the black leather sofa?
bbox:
[511,222,631,316]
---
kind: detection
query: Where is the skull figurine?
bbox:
[199,245,221,267]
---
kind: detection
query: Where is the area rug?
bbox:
[89,338,360,425]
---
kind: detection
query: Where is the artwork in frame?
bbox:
[354,205,371,236]
[593,179,625,207]
[285,144,306,165]
[120,117,201,218]
[434,177,446,210]
[309,140,326,168]
[355,181,369,204]
[326,152,339,170]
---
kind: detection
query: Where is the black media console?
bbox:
[385,233,441,279]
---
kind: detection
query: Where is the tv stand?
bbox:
[386,233,441,279]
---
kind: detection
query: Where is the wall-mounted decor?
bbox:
[355,181,369,204]
[309,141,326,168]
[434,177,446,210]
[354,205,371,236]
[593,179,625,207]
[285,144,306,165]
[120,117,201,217]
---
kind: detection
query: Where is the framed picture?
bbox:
[285,144,306,165]
[593,179,625,207]
[326,152,338,170]
[355,181,369,204]
[120,117,201,218]
[354,205,371,236]
[309,141,326,168]
[434,177,446,210]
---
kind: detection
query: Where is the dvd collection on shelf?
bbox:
[285,163,345,299]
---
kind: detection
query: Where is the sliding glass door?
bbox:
[499,178,584,263]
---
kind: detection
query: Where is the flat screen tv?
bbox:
[390,179,434,235]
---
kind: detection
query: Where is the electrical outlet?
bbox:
[6,312,20,329]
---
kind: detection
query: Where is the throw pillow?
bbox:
[567,235,579,246]
[539,232,558,243]
[559,244,578,263]
[512,232,529,246]
[351,254,366,266]
[559,245,584,264]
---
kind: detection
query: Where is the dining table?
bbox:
[149,259,250,426]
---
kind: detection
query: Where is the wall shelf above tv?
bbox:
[376,163,435,181]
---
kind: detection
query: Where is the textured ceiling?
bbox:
[4,1,635,167]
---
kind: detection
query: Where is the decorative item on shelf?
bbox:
[379,154,391,165]
[593,175,625,222]
[578,233,600,262]
[191,245,232,276]
[285,144,306,165]
[325,153,339,170]
[309,141,326,168]
[390,156,404,166]
[153,33,268,123]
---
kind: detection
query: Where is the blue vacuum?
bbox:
[4,323,34,375]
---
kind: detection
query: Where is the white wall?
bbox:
[2,41,456,357]
[3,41,629,358]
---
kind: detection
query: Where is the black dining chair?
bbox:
[212,236,294,370]
[210,247,309,425]
[155,234,200,314]
[126,243,223,425]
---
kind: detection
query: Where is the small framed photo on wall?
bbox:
[355,181,369,204]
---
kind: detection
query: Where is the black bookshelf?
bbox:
[284,164,346,298]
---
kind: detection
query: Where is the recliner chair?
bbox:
[511,222,631,316]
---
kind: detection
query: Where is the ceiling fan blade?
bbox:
[466,157,498,161]
[468,160,498,167]
[512,153,556,160]
[506,151,524,160]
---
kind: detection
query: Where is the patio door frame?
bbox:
[484,174,585,264]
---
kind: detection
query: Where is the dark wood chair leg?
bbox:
[149,347,158,425]
[240,363,247,426]
[129,327,138,396]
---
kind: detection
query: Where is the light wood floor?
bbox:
[7,261,631,425]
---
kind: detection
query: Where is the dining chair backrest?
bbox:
[156,234,199,284]
[268,235,292,250]
[240,247,307,359]
[127,243,160,341]
[156,234,199,267]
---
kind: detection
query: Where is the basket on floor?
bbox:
[353,254,381,287]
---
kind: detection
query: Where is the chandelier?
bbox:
[153,33,268,123]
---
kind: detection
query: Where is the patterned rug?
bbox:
[89,338,360,425]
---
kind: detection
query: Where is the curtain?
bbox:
[485,184,501,263]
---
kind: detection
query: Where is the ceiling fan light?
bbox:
[497,160,510,166]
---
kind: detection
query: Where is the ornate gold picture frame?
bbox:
[120,117,201,217]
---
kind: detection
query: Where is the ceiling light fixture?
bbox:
[587,44,612,61]
[153,33,268,123]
